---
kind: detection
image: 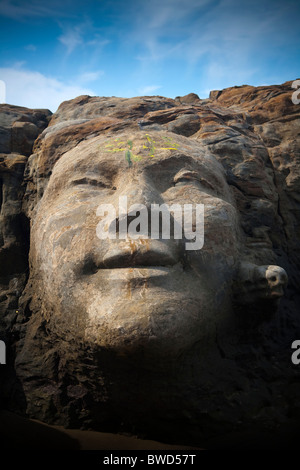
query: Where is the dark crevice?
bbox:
[0,177,2,213]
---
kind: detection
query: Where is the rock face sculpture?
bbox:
[0,82,299,447]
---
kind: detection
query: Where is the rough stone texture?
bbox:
[0,82,299,448]
[0,104,51,156]
[175,92,201,104]
[0,105,51,409]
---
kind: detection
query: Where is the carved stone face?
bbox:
[29,131,247,357]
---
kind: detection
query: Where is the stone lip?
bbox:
[99,245,179,269]
[0,80,299,448]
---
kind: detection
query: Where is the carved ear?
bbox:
[233,261,288,309]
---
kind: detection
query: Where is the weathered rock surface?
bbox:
[0,105,51,408]
[0,82,299,448]
[0,104,51,156]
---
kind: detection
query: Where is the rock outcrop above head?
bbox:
[0,104,52,156]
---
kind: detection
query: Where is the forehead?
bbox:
[52,131,228,184]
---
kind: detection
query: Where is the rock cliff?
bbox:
[0,81,299,448]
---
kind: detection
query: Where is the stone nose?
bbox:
[265,265,288,287]
[119,175,162,208]
[106,175,165,239]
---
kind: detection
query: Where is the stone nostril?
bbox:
[265,265,288,289]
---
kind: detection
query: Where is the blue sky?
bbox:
[0,0,299,112]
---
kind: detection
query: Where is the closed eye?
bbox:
[173,172,214,191]
[71,177,115,190]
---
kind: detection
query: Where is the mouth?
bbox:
[78,239,183,275]
[98,246,178,269]
[269,289,284,298]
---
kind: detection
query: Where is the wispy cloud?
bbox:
[78,70,104,83]
[0,0,70,20]
[86,37,110,48]
[1,0,298,105]
[24,44,37,52]
[0,66,96,111]
[126,0,299,94]
[58,21,110,55]
[0,80,6,103]
[138,85,162,95]
[144,0,212,30]
[58,26,83,54]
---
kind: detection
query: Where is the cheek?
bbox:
[161,183,226,204]
[162,186,205,205]
[203,202,240,253]
[184,201,240,286]
[31,198,98,275]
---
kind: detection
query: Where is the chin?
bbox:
[81,293,220,359]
